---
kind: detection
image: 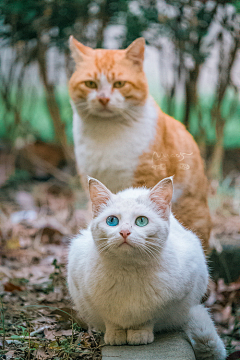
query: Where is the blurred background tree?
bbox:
[0,0,128,163]
[0,0,240,180]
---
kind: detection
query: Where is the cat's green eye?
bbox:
[106,216,119,226]
[135,216,148,227]
[113,81,126,88]
[85,81,98,89]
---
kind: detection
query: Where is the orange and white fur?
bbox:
[69,36,211,251]
[68,177,226,359]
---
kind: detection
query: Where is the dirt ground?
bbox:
[0,175,240,359]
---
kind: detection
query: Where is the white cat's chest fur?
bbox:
[72,98,157,193]
[86,260,164,328]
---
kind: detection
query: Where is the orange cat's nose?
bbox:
[98,97,110,106]
[120,230,131,240]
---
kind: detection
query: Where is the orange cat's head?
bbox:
[69,37,148,119]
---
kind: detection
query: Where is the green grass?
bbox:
[159,90,240,148]
[0,86,73,143]
[1,86,240,148]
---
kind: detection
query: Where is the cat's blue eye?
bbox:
[135,216,148,227]
[106,216,119,226]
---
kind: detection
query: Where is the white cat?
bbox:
[67,177,226,359]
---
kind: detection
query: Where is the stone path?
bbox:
[102,332,196,360]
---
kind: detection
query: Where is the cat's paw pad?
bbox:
[127,329,154,345]
[104,330,127,345]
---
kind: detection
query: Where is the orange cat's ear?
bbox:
[125,37,145,65]
[88,177,112,217]
[69,36,94,63]
[149,177,173,220]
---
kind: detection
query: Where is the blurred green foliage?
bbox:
[0,88,240,148]
[0,0,128,46]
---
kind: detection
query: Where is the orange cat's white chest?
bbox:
[72,98,158,193]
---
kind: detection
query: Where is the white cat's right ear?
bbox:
[149,177,173,220]
[69,36,94,63]
[88,177,112,217]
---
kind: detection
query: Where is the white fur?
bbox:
[72,96,158,193]
[68,185,226,359]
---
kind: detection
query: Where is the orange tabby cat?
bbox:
[69,36,211,251]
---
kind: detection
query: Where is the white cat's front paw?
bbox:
[104,329,127,345]
[127,329,154,345]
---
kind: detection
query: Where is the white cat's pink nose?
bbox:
[98,97,110,106]
[120,230,131,239]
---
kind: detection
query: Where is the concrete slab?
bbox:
[102,332,196,360]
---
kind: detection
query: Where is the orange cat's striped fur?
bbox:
[69,36,211,251]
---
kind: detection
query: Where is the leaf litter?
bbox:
[0,176,239,359]
[0,179,100,359]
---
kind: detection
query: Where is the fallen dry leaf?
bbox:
[33,347,50,360]
[44,328,56,341]
[44,328,73,340]
[5,350,15,360]
[4,237,20,250]
[0,265,12,279]
[4,282,22,292]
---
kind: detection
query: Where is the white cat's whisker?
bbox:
[124,239,159,261]
[98,240,120,255]
[145,241,163,251]
[145,245,162,259]
[135,245,147,259]
[128,239,161,261]
[142,247,160,262]
[146,237,164,246]
[98,242,112,251]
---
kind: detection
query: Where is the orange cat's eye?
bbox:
[85,81,98,89]
[113,81,126,88]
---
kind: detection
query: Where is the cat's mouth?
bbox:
[90,108,115,118]
[119,240,133,248]
[99,107,112,112]
[98,108,114,115]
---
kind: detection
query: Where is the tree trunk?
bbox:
[184,63,200,131]
[208,121,224,180]
[207,35,239,180]
[37,40,73,163]
[95,0,111,48]
[166,85,175,116]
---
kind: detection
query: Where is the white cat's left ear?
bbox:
[125,37,145,65]
[88,177,112,217]
[149,177,173,220]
